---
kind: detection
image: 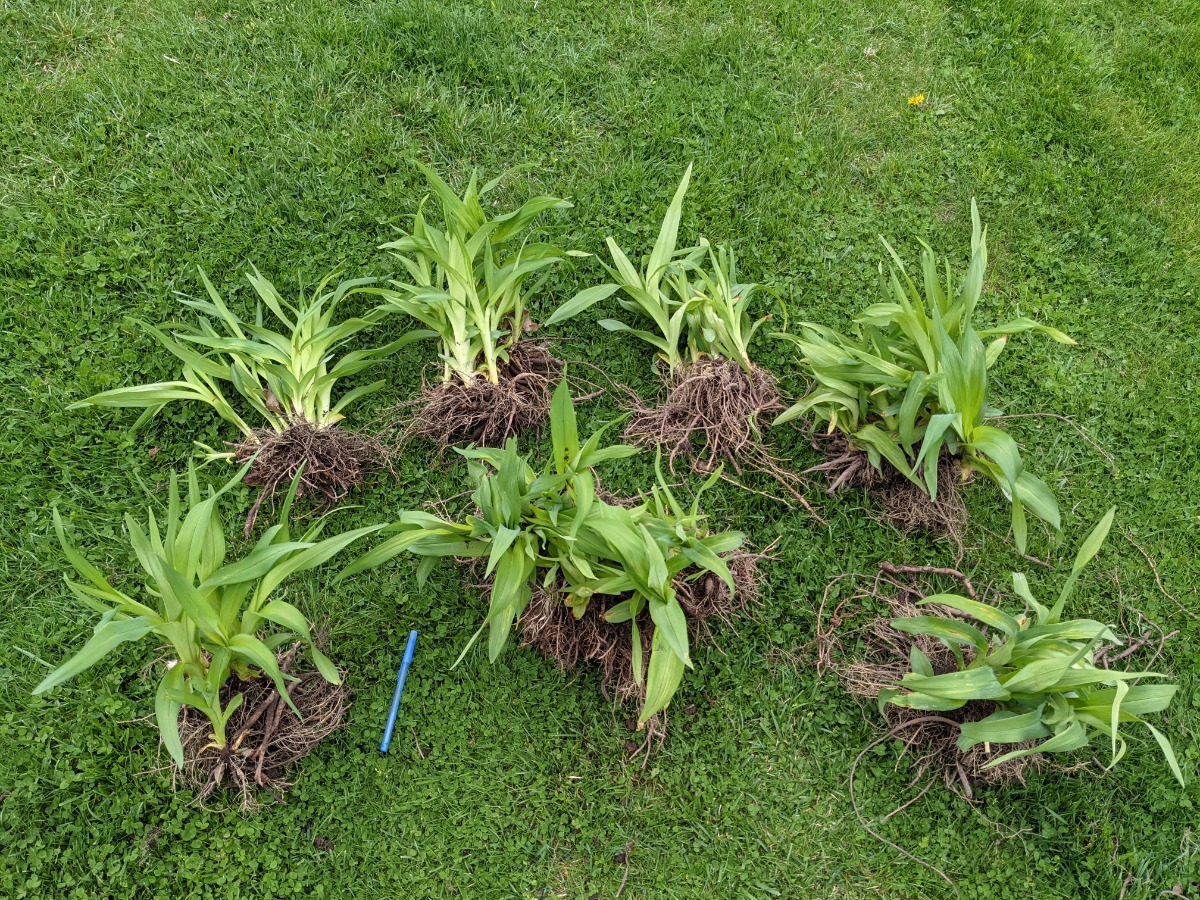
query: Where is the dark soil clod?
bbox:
[175,644,348,809]
[405,342,563,451]
[234,419,384,536]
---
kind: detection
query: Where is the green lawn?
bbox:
[3,0,1200,897]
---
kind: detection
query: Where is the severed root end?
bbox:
[805,432,884,492]
[233,419,384,536]
[175,644,348,810]
[406,342,563,451]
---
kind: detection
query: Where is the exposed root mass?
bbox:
[176,644,347,809]
[807,433,967,544]
[625,359,782,471]
[406,342,562,451]
[805,432,884,492]
[623,360,813,510]
[234,419,383,536]
[517,550,761,754]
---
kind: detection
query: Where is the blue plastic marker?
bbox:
[380,629,418,753]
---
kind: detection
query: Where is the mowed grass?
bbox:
[2,0,1200,897]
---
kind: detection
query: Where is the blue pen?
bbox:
[380,629,418,753]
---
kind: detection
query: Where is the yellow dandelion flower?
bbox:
[908,93,926,106]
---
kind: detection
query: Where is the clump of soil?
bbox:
[234,419,384,536]
[517,550,761,756]
[821,568,1039,801]
[807,432,967,544]
[176,643,347,809]
[405,342,563,451]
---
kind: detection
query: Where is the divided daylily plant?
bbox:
[373,163,577,387]
[880,509,1184,784]
[776,201,1074,550]
[35,463,382,767]
[547,165,789,483]
[363,164,582,449]
[72,268,425,453]
[547,164,773,377]
[340,379,748,724]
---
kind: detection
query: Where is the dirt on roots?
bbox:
[176,643,348,809]
[807,432,967,544]
[517,550,762,755]
[234,419,384,536]
[406,342,563,451]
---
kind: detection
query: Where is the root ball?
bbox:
[234,419,383,535]
[517,550,762,752]
[841,592,1039,797]
[176,644,347,808]
[407,342,562,450]
[624,359,784,475]
[808,433,967,542]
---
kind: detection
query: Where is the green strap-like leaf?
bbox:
[484,526,522,578]
[909,646,934,677]
[544,283,621,326]
[853,424,919,485]
[1144,723,1186,787]
[310,647,342,685]
[256,599,314,642]
[1013,470,1061,532]
[1048,507,1112,621]
[891,615,988,653]
[1012,572,1050,624]
[968,424,1023,491]
[155,662,187,766]
[956,707,1050,751]
[35,616,155,694]
[258,524,386,597]
[597,319,672,355]
[899,665,1010,701]
[549,377,579,476]
[647,596,691,669]
[985,719,1089,768]
[1071,685,1176,721]
[69,381,214,409]
[918,593,1022,637]
[198,542,311,591]
[227,634,300,717]
[879,688,970,712]
[646,165,693,295]
[679,543,735,595]
[639,623,686,724]
[1073,507,1116,574]
[897,371,929,457]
